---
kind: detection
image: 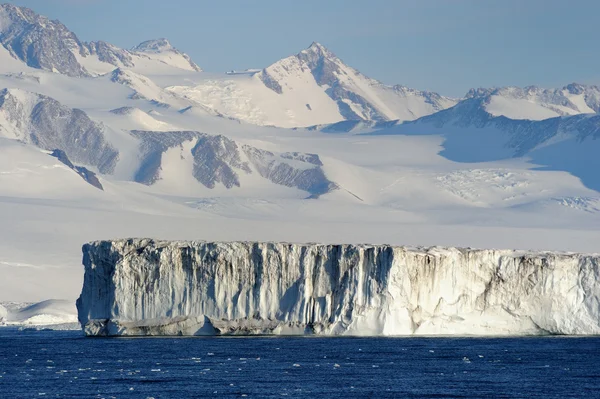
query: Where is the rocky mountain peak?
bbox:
[302,42,335,58]
[465,87,495,99]
[0,3,89,77]
[0,3,40,26]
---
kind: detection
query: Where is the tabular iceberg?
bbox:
[76,239,600,336]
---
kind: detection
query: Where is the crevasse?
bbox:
[76,239,600,336]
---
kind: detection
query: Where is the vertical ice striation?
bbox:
[77,239,600,336]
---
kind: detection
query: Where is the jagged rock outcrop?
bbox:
[0,3,89,77]
[243,147,338,196]
[77,239,600,337]
[0,88,119,173]
[49,149,103,190]
[130,130,337,195]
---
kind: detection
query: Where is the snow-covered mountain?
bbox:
[401,96,600,157]
[464,83,600,120]
[131,39,201,72]
[0,85,337,197]
[0,4,201,77]
[259,42,457,122]
[1,3,600,306]
[167,42,457,128]
[347,96,600,191]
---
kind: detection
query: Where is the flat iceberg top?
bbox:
[84,238,598,258]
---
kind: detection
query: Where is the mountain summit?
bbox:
[257,42,457,122]
[130,38,201,72]
[132,38,175,53]
[0,4,201,76]
[0,3,89,77]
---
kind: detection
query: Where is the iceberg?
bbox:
[77,239,600,336]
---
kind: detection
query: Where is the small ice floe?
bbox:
[293,364,300,367]
[463,357,471,363]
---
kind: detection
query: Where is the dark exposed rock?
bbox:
[191,134,251,189]
[258,70,283,94]
[86,41,134,68]
[0,89,119,173]
[243,146,337,196]
[49,149,104,190]
[130,130,200,185]
[0,3,89,77]
[131,130,337,195]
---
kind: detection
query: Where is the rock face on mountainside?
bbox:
[0,88,119,173]
[49,149,104,190]
[0,3,89,77]
[77,239,600,337]
[131,130,337,196]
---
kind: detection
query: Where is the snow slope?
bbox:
[1,300,77,327]
[359,97,600,191]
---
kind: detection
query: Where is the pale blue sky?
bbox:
[8,0,600,96]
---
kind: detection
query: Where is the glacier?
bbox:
[77,239,600,337]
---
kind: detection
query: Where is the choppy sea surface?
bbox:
[1,328,599,398]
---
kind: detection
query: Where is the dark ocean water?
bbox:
[1,328,599,399]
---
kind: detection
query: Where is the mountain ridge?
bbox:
[0,3,201,76]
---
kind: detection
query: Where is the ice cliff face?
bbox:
[77,239,600,337]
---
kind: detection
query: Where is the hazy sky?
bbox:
[8,0,600,96]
